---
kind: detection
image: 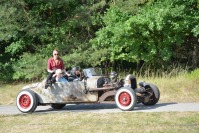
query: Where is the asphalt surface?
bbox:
[0,102,199,115]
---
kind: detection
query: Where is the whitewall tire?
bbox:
[115,87,137,111]
[16,90,38,113]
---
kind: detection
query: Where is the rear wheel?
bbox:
[16,90,38,113]
[142,83,160,106]
[115,87,137,111]
[51,104,66,109]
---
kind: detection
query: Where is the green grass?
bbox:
[0,83,23,105]
[137,69,199,103]
[0,112,199,133]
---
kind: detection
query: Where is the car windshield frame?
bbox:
[83,68,103,77]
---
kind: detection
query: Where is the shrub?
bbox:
[12,53,47,80]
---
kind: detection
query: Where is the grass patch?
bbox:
[0,112,199,133]
[138,69,199,103]
[0,83,23,105]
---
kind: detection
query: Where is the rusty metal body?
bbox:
[22,76,113,104]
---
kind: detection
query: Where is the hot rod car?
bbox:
[16,68,160,113]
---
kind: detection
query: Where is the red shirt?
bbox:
[47,57,64,71]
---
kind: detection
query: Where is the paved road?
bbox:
[0,102,199,115]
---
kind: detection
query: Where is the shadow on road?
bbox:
[133,102,177,111]
[34,102,178,113]
[35,103,117,113]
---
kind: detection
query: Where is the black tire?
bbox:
[142,83,160,106]
[51,103,66,109]
[16,89,38,113]
[115,87,137,111]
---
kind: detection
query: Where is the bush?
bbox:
[12,53,48,80]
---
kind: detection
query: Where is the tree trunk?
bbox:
[192,38,199,68]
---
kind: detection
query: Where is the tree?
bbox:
[91,0,199,69]
[0,0,198,81]
[0,0,109,81]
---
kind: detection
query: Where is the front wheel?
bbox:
[16,90,38,113]
[115,87,137,111]
[142,83,160,106]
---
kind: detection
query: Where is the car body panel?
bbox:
[22,78,99,104]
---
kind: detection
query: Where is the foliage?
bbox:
[91,0,199,67]
[62,47,111,68]
[0,0,198,81]
[12,53,47,80]
[0,0,106,81]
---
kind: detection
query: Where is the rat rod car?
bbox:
[16,68,160,113]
